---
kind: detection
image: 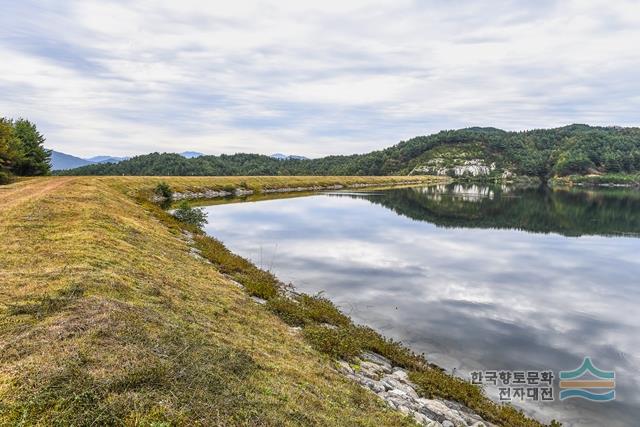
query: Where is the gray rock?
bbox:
[391,369,409,382]
[412,412,437,426]
[382,378,418,399]
[337,351,492,427]
[362,379,385,394]
[361,351,393,371]
[336,360,353,375]
[388,388,408,398]
[397,405,411,415]
[360,361,384,379]
[418,406,445,423]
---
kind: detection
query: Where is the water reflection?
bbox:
[347,184,640,237]
[202,184,640,427]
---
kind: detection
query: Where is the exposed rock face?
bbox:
[337,352,495,427]
[412,159,498,177]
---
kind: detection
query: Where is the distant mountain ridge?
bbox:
[86,156,130,164]
[56,125,640,179]
[50,151,94,170]
[271,153,309,160]
[51,150,204,170]
[180,151,203,158]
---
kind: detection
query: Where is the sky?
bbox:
[1,0,639,158]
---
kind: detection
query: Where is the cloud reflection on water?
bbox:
[203,185,640,427]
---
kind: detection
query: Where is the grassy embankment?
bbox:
[0,175,545,426]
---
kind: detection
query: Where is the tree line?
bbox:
[0,117,51,183]
[58,124,640,179]
[355,185,640,237]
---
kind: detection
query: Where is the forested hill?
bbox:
[58,125,640,179]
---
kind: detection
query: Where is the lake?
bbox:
[202,183,640,427]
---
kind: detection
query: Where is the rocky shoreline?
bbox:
[337,352,494,427]
[158,180,437,202]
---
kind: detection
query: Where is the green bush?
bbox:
[298,294,351,326]
[192,235,281,300]
[172,201,207,229]
[352,326,424,370]
[266,297,308,326]
[303,325,361,360]
[266,294,350,327]
[0,170,11,185]
[154,182,173,200]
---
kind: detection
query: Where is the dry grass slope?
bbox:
[0,176,436,426]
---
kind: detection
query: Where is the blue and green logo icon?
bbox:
[559,357,615,402]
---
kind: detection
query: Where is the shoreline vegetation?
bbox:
[0,175,555,426]
[551,173,640,187]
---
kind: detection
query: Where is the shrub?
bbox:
[193,235,280,300]
[154,182,173,200]
[352,325,424,370]
[172,201,207,229]
[266,297,307,326]
[298,294,351,326]
[0,170,11,185]
[303,325,361,360]
[267,294,351,328]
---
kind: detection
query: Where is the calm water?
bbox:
[202,184,640,427]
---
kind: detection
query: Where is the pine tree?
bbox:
[13,118,51,176]
[0,118,22,183]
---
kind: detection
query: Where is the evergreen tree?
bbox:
[0,118,22,183]
[13,119,51,176]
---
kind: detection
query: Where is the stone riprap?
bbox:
[337,352,495,427]
[153,180,438,202]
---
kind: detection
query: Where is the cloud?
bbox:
[1,0,639,157]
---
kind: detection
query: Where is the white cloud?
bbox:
[1,0,639,157]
